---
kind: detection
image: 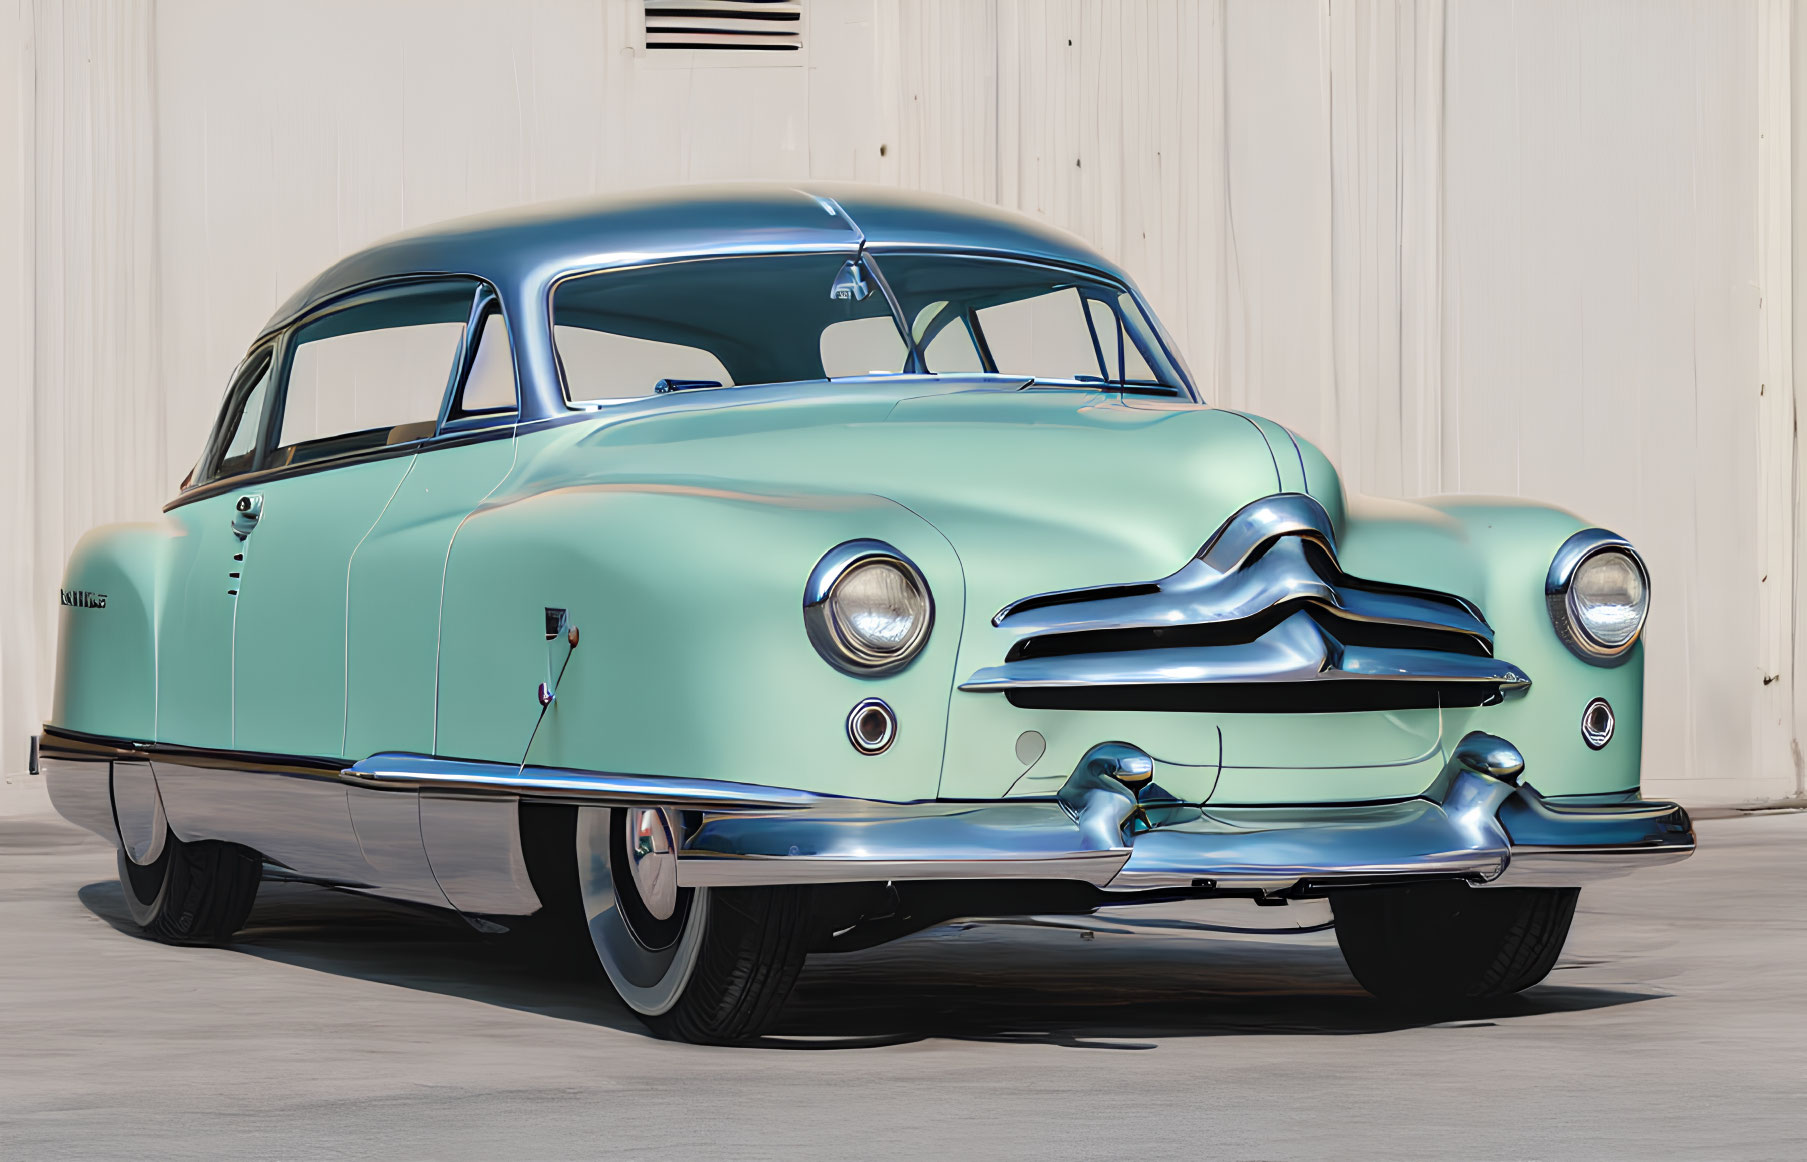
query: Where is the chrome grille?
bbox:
[960,494,1530,713]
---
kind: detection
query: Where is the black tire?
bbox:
[117,831,262,945]
[1330,882,1579,1010]
[556,804,818,1045]
[642,885,817,1045]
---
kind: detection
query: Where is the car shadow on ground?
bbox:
[78,876,1664,1050]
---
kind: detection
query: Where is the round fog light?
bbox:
[847,698,898,755]
[1581,698,1615,750]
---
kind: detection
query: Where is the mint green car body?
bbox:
[53,383,1639,804]
[43,187,1687,1031]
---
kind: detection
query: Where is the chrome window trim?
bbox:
[802,539,935,677]
[436,282,522,432]
[1544,529,1649,666]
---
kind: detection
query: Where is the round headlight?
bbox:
[1547,531,1649,664]
[804,541,934,676]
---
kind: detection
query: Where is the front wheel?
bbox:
[576,806,815,1044]
[1330,883,1579,1010]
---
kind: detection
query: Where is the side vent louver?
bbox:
[645,1,803,52]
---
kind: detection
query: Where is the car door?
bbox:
[338,291,530,910]
[342,288,520,761]
[170,281,476,886]
[231,280,479,760]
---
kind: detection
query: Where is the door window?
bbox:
[273,282,475,468]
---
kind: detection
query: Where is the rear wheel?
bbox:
[576,806,815,1044]
[117,830,262,945]
[1330,882,1579,1009]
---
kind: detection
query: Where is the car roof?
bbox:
[261,182,1133,339]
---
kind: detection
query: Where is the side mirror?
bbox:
[828,259,872,303]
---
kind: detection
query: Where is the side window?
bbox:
[1085,297,1157,383]
[554,324,733,401]
[201,349,275,484]
[819,316,907,378]
[273,282,474,468]
[973,288,1106,382]
[912,301,984,374]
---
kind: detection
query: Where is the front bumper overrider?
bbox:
[342,731,1695,895]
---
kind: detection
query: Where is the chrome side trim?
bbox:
[960,609,1529,692]
[342,753,825,811]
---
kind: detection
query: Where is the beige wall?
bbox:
[1,0,1800,810]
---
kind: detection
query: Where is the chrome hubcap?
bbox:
[625,807,680,921]
[576,806,706,1016]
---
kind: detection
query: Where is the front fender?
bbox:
[434,481,963,801]
[1339,495,1643,798]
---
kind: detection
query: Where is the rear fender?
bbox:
[51,523,169,742]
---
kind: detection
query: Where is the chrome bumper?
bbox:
[347,732,1695,895]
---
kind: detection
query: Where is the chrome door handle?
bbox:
[231,494,263,540]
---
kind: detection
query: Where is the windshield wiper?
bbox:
[653,379,723,394]
[1070,376,1184,397]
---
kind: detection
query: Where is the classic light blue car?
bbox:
[41,184,1693,1043]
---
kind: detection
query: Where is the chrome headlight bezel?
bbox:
[804,540,934,677]
[1545,529,1649,666]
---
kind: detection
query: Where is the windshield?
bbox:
[551,250,1190,404]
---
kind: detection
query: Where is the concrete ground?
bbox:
[0,809,1802,1161]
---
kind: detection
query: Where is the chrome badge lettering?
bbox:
[59,589,107,609]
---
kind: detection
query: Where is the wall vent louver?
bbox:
[644,1,803,52]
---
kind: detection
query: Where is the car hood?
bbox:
[555,378,1301,616]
